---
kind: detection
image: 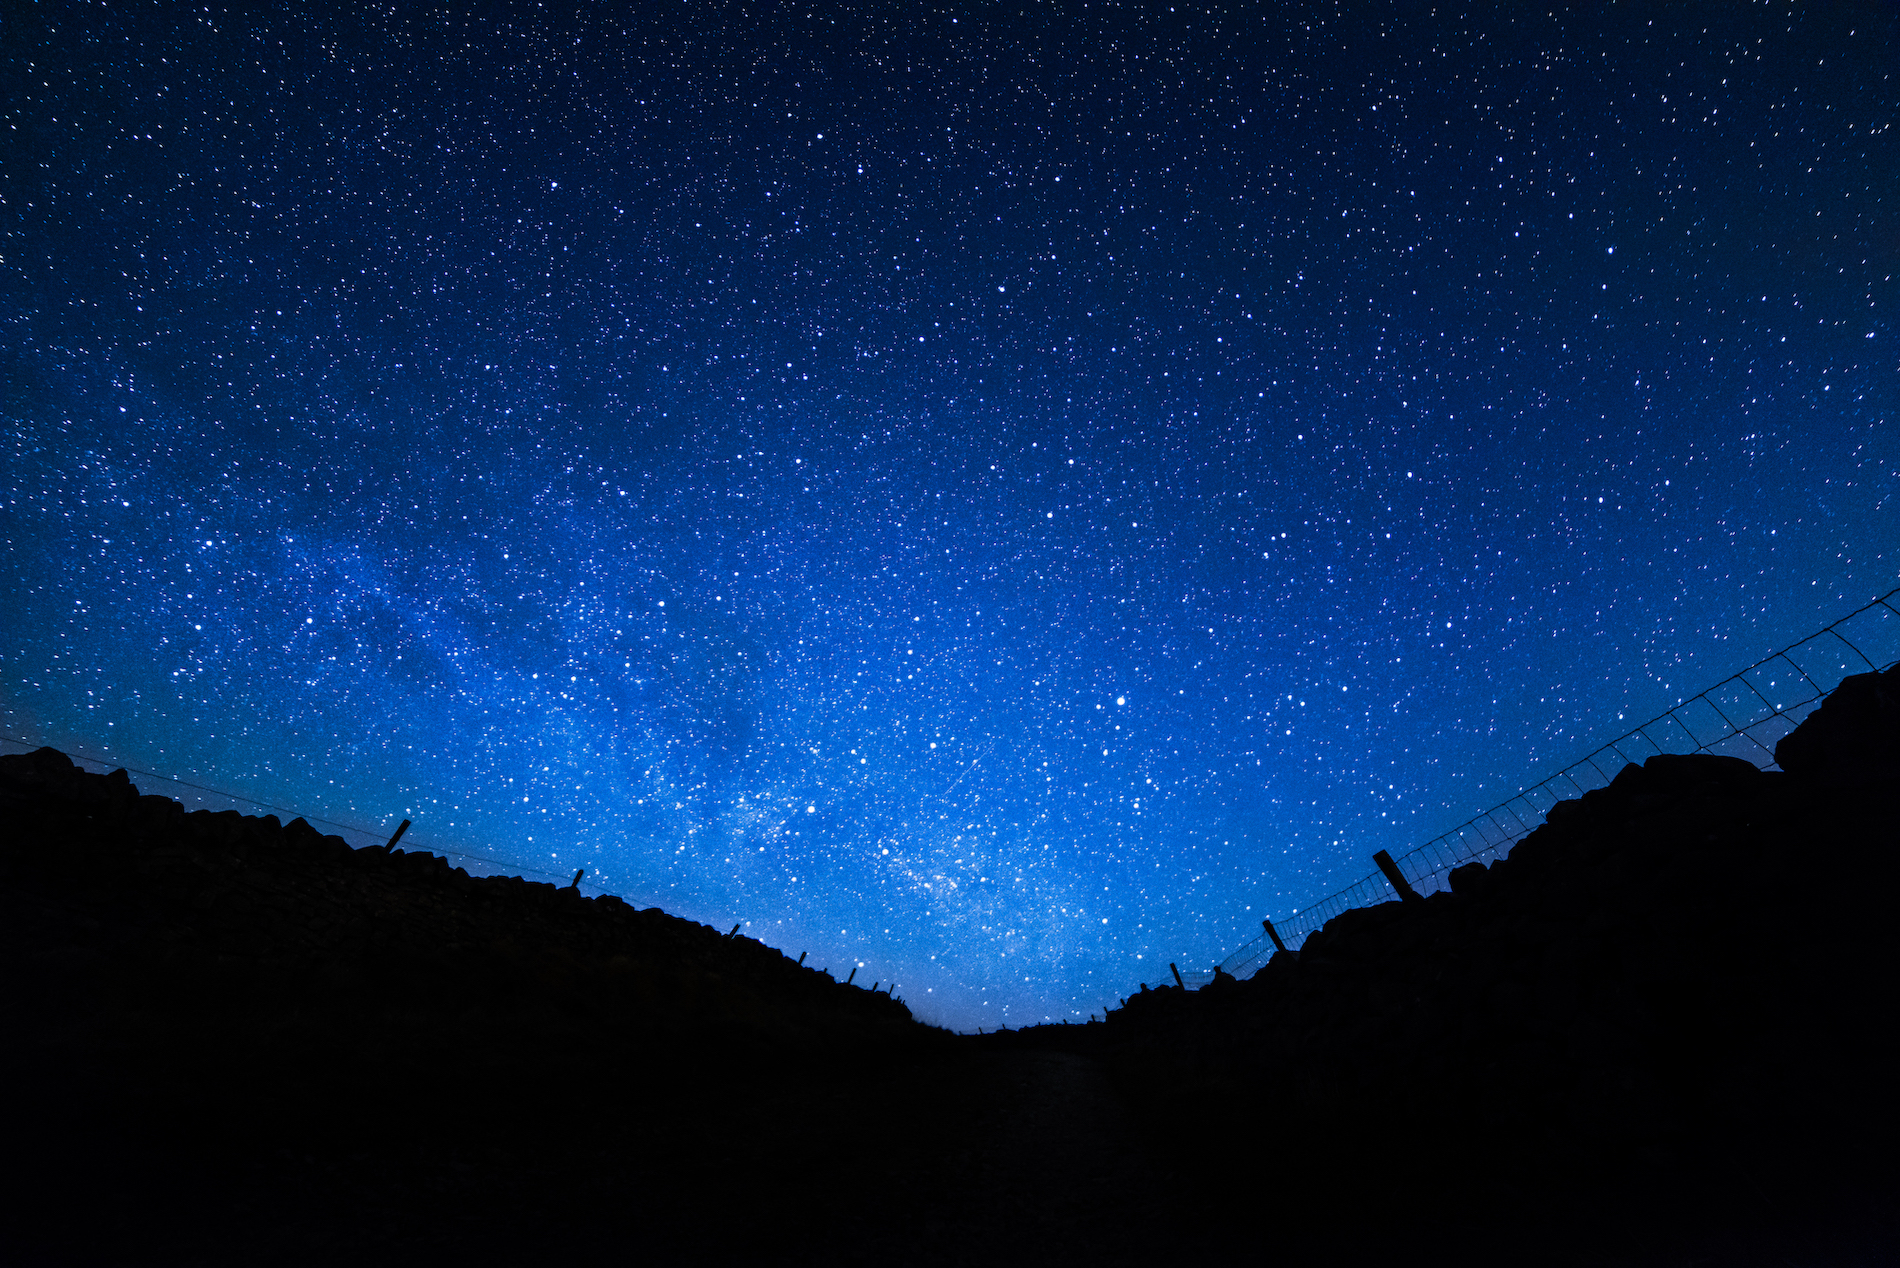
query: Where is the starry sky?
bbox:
[6,0,1896,1030]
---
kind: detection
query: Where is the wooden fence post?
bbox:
[846,966,857,985]
[1373,849,1423,902]
[382,819,411,853]
[1262,918,1288,955]
[797,951,807,965]
[567,869,584,891]
[1170,962,1186,990]
[728,923,742,937]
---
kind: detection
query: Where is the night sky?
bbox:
[6,0,1896,1030]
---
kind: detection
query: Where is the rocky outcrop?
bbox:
[1774,661,1900,783]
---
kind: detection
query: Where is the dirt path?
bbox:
[820,1046,1192,1267]
[937,1051,1163,1244]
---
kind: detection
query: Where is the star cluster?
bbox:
[5,0,1895,1029]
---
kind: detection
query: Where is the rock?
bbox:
[137,794,185,830]
[1448,861,1491,896]
[282,817,324,850]
[0,747,82,797]
[1634,752,1765,792]
[102,768,138,801]
[28,747,76,777]
[1607,761,1647,792]
[1774,663,1900,784]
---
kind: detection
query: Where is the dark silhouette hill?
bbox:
[1001,665,1900,1264]
[0,748,963,1264]
[4,666,1898,1265]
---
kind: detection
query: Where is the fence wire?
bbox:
[1214,587,1900,982]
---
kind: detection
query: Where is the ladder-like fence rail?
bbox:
[1206,587,1900,987]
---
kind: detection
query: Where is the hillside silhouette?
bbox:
[4,665,1898,1265]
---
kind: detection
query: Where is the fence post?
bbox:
[567,868,584,891]
[1170,962,1186,990]
[798,951,807,965]
[846,966,857,985]
[1262,918,1288,955]
[728,922,742,937]
[382,819,411,853]
[1373,849,1422,902]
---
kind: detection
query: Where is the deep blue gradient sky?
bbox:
[6,0,1896,1029]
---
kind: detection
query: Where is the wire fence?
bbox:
[1209,586,1900,985]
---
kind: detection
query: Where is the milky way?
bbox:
[6,1,1896,1029]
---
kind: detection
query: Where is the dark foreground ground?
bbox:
[4,666,1899,1266]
